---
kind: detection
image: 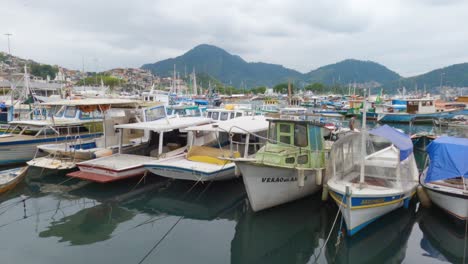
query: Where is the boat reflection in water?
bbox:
[124,178,247,221]
[231,194,327,264]
[419,208,468,264]
[39,202,135,245]
[325,204,417,264]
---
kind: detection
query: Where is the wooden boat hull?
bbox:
[69,164,146,183]
[145,163,235,182]
[236,161,322,212]
[145,154,237,182]
[0,167,28,194]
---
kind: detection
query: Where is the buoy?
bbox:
[316,169,323,186]
[297,169,305,187]
[94,149,113,158]
[321,184,329,201]
[235,165,241,177]
[417,185,432,208]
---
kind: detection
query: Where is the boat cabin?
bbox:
[205,108,252,121]
[166,105,204,117]
[256,119,326,169]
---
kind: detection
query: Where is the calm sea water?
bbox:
[0,124,466,264]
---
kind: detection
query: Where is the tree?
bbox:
[251,86,266,94]
[273,83,292,93]
[76,74,124,88]
[30,64,59,80]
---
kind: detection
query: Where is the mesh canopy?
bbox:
[326,132,418,190]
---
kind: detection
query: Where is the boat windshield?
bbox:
[294,124,308,147]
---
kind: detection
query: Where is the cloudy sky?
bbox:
[1,0,467,77]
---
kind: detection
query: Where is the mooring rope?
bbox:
[313,194,346,264]
[463,218,467,264]
[135,180,214,264]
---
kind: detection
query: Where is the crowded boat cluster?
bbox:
[0,76,466,241]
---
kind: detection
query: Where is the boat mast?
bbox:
[359,87,369,184]
[192,68,197,96]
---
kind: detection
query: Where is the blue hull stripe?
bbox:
[145,164,234,177]
[348,216,380,236]
[379,112,456,123]
[0,133,102,146]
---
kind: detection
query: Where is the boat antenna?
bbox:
[359,87,369,185]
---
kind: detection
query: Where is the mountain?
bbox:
[384,62,468,93]
[142,44,303,87]
[305,59,401,85]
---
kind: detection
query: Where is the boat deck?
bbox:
[148,155,234,173]
[77,154,156,170]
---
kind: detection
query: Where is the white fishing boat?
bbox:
[27,104,164,170]
[420,136,468,220]
[67,116,212,183]
[0,100,109,165]
[326,125,419,236]
[144,115,268,182]
[234,118,328,212]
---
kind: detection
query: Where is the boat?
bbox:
[234,117,328,212]
[376,98,458,123]
[67,116,212,183]
[205,105,254,121]
[0,99,118,166]
[144,115,268,182]
[420,136,468,220]
[27,104,165,170]
[0,166,28,194]
[326,125,419,236]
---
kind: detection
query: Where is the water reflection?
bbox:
[39,202,135,245]
[231,195,326,264]
[123,179,246,221]
[325,203,417,264]
[419,208,468,264]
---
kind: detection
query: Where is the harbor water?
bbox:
[0,124,466,264]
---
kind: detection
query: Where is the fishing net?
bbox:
[326,132,418,191]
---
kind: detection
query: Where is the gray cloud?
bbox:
[1,0,467,76]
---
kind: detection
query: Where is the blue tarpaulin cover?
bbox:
[369,125,413,161]
[425,136,468,182]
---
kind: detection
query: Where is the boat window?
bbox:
[64,106,77,118]
[207,112,212,118]
[268,122,277,144]
[212,112,219,120]
[277,123,293,145]
[236,112,243,117]
[230,112,235,119]
[280,136,291,145]
[279,124,291,133]
[220,112,229,121]
[54,106,65,117]
[294,124,308,147]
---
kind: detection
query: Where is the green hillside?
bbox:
[142,44,303,87]
[305,59,401,85]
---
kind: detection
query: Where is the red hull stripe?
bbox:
[67,170,144,183]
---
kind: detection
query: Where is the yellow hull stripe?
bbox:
[329,191,416,210]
